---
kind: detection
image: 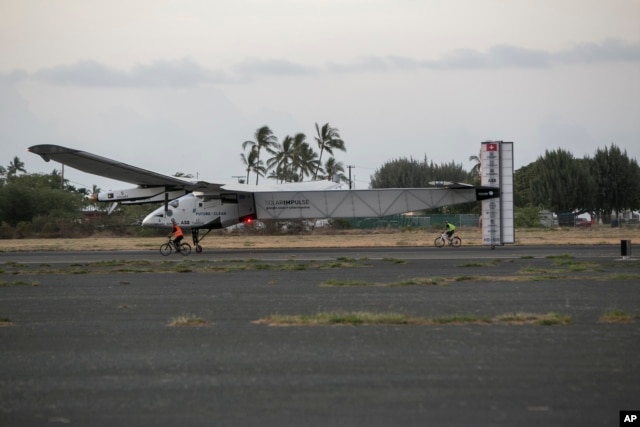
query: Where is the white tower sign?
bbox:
[480,141,514,247]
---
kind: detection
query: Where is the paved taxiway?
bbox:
[1,245,639,426]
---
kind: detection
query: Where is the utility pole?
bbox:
[347,165,355,189]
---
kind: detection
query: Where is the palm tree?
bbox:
[469,154,481,183]
[7,156,26,177]
[313,123,346,180]
[322,157,346,182]
[240,146,260,184]
[267,135,295,183]
[291,134,318,181]
[242,126,278,185]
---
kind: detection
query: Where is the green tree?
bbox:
[370,156,470,189]
[513,163,537,208]
[591,144,640,221]
[530,149,595,215]
[240,146,260,184]
[0,172,84,227]
[370,157,427,188]
[291,133,318,181]
[321,157,346,182]
[515,206,544,228]
[267,135,293,183]
[468,154,481,184]
[7,156,26,178]
[313,123,345,180]
[242,126,278,185]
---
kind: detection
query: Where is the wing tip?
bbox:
[28,144,81,162]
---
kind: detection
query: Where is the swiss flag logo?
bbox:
[486,143,498,151]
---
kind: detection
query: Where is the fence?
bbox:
[345,214,479,230]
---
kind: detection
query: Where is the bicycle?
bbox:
[159,237,192,256]
[434,231,462,248]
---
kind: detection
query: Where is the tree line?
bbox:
[514,144,640,223]
[1,138,638,238]
[0,158,86,237]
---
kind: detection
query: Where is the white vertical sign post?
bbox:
[481,141,514,248]
[500,142,515,244]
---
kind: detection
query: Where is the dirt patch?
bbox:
[0,226,638,252]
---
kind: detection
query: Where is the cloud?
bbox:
[234,59,316,77]
[21,38,640,87]
[405,38,640,70]
[33,58,228,87]
[0,69,29,85]
[327,56,396,73]
[554,39,640,64]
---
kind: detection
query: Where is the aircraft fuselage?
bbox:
[142,192,256,229]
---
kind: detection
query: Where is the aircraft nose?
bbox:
[142,210,164,228]
[141,212,153,227]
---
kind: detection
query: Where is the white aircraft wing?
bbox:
[27,144,221,191]
[254,187,498,220]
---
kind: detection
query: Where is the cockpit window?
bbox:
[170,200,179,208]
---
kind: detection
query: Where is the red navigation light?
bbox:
[240,214,257,224]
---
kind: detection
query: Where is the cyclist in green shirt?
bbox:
[444,221,456,241]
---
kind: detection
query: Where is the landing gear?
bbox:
[191,228,212,254]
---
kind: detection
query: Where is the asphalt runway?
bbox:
[1,245,639,426]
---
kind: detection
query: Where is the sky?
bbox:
[1,0,639,192]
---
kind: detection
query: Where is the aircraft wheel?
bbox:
[195,245,203,253]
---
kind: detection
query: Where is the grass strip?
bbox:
[256,311,571,326]
[598,310,635,323]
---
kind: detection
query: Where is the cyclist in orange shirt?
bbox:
[170,219,184,250]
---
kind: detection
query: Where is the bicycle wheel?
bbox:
[451,236,462,247]
[434,237,445,248]
[179,242,191,256]
[160,243,172,256]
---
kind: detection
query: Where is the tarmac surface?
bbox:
[1,245,639,426]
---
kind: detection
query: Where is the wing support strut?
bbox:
[108,202,119,215]
[191,228,213,253]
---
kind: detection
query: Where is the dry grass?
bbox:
[598,310,635,324]
[0,226,638,252]
[166,315,211,327]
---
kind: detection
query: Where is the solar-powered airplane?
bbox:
[28,144,500,253]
